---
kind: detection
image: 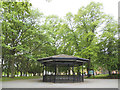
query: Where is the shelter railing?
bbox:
[43,75,83,82]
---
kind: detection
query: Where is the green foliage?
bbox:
[2,1,45,77]
[96,18,118,72]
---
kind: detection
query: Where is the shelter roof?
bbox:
[37,54,89,65]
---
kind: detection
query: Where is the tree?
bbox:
[59,2,105,77]
[96,17,118,75]
[2,1,44,77]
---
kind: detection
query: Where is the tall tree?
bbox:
[2,1,44,77]
[96,17,118,75]
[61,2,105,77]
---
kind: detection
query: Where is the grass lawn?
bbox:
[2,76,42,81]
[85,74,119,79]
[1,74,119,81]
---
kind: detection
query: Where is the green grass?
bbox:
[85,74,120,79]
[2,76,42,81]
[1,74,119,81]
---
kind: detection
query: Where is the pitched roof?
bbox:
[49,54,78,58]
[37,54,89,62]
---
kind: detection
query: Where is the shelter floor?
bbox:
[2,78,118,88]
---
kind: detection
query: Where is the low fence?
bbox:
[43,75,83,83]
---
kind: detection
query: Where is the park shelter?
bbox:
[37,54,89,83]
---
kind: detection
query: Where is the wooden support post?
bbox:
[54,64,56,83]
[43,65,44,82]
[45,65,46,76]
[45,65,48,75]
[82,63,84,82]
[67,65,69,80]
[72,65,75,82]
[78,65,80,82]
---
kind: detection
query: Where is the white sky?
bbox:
[30,0,119,20]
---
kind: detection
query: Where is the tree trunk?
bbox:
[26,72,27,77]
[118,63,120,74]
[11,50,15,78]
[17,64,19,77]
[4,72,5,77]
[87,58,91,77]
[2,58,4,77]
[20,71,22,76]
[17,72,18,77]
[66,71,67,75]
[33,73,36,76]
[108,70,111,75]
[93,70,94,76]
[11,58,15,78]
[7,72,9,77]
[38,73,40,76]
[96,72,97,75]
[69,68,70,76]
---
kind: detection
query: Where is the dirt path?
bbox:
[2,79,118,88]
